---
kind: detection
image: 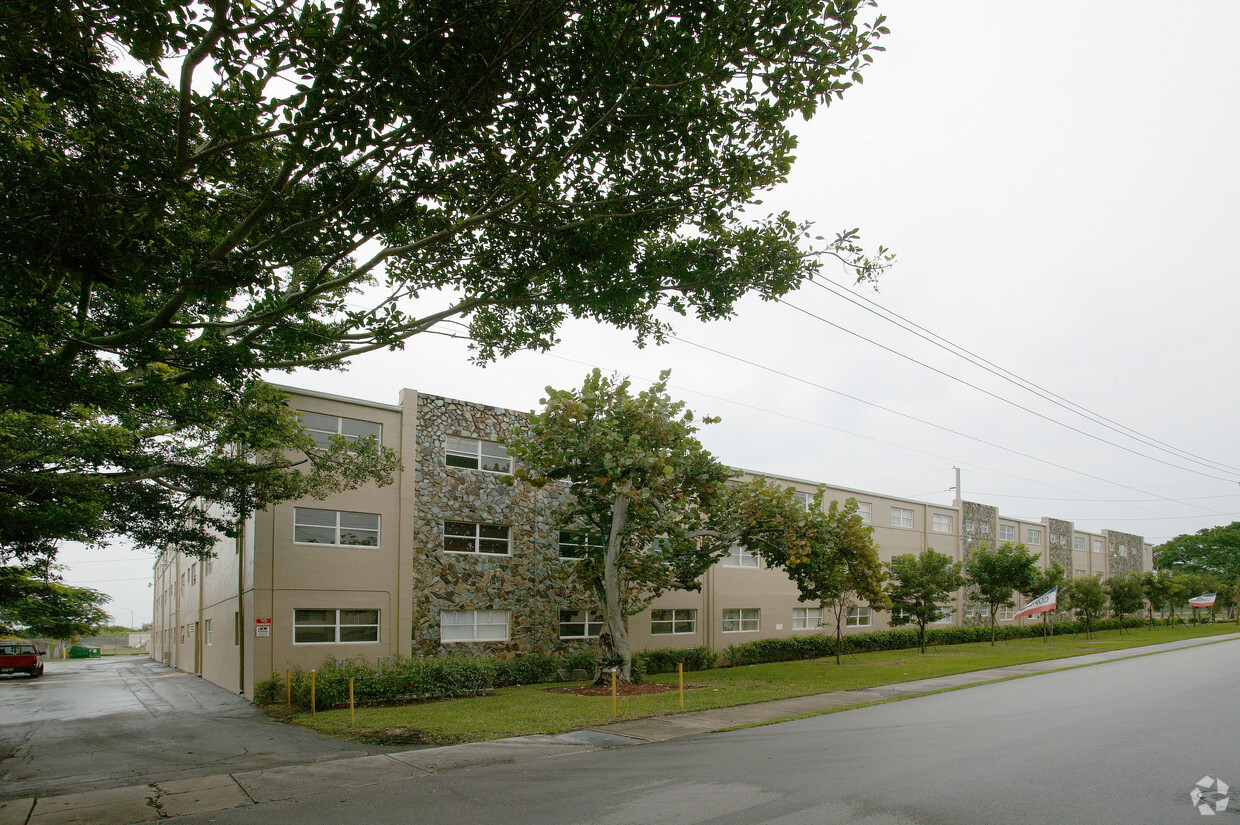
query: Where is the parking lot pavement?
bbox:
[0,656,395,801]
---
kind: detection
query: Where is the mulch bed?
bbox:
[545,682,689,697]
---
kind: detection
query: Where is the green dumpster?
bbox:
[68,645,101,659]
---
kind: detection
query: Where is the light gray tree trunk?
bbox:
[598,493,633,684]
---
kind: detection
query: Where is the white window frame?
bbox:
[1092,538,1103,554]
[999,524,1016,542]
[445,435,512,474]
[932,514,953,534]
[1026,528,1042,546]
[722,545,759,568]
[856,501,872,524]
[651,609,697,635]
[1074,569,1086,578]
[443,521,511,555]
[204,618,212,645]
[998,605,1014,621]
[1118,544,1128,557]
[440,609,510,643]
[293,609,380,644]
[300,413,382,451]
[793,607,823,630]
[558,530,603,560]
[846,606,872,627]
[1074,536,1086,551]
[722,608,760,633]
[792,490,813,511]
[934,606,953,624]
[890,507,914,529]
[293,507,381,547]
[558,609,604,639]
[964,603,990,619]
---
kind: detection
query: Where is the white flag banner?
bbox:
[1013,586,1058,620]
[1189,593,1217,608]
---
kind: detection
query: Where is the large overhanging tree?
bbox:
[1,1,891,561]
[508,369,830,682]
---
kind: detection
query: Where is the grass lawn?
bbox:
[278,623,1238,746]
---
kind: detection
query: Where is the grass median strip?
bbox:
[274,623,1237,746]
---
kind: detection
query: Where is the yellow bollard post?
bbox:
[349,678,355,727]
[611,670,617,716]
[286,670,291,708]
[310,669,316,716]
[678,663,684,710]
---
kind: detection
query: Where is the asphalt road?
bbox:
[0,656,392,800]
[167,638,1240,825]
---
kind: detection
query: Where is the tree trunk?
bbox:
[833,603,844,665]
[597,493,632,684]
[989,610,996,646]
[917,620,927,654]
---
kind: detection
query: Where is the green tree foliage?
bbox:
[964,541,1039,645]
[885,549,965,654]
[1,1,891,560]
[1154,523,1240,579]
[0,562,111,639]
[1104,572,1145,632]
[1140,570,1174,629]
[783,499,887,665]
[1063,576,1106,638]
[508,370,829,682]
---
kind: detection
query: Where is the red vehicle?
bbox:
[0,643,45,678]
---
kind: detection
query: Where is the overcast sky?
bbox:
[62,1,1240,626]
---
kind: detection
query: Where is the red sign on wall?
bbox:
[255,618,272,638]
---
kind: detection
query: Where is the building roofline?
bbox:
[267,382,404,412]
[731,466,958,512]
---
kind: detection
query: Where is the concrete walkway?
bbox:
[3,632,1236,825]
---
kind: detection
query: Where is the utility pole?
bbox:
[952,466,963,506]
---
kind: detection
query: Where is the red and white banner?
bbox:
[1189,593,1217,608]
[1013,586,1058,620]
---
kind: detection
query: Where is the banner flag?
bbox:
[1013,586,1058,620]
[1189,593,1217,608]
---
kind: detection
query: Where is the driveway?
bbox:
[0,656,392,800]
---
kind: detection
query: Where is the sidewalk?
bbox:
[4,632,1236,825]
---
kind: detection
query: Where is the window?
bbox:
[1118,544,1128,557]
[856,501,872,523]
[293,609,380,644]
[846,606,872,627]
[964,604,990,619]
[205,618,213,646]
[445,435,512,473]
[294,507,380,546]
[1026,528,1042,546]
[440,610,509,642]
[189,563,197,584]
[205,555,213,575]
[722,545,759,568]
[1074,569,1086,579]
[892,607,910,621]
[722,608,760,632]
[1092,538,1103,554]
[651,609,697,635]
[998,606,1014,621]
[793,607,823,630]
[890,507,913,529]
[300,412,381,451]
[792,490,813,511]
[559,609,604,639]
[1073,536,1086,551]
[979,522,990,534]
[559,530,603,560]
[934,606,953,624]
[932,514,953,534]
[179,625,185,643]
[999,524,1015,542]
[443,521,510,555]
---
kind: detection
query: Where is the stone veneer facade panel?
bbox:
[409,394,594,658]
[1105,530,1145,578]
[1045,518,1074,574]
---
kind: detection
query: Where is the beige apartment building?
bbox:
[151,386,1153,699]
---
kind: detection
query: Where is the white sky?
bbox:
[60,1,1240,626]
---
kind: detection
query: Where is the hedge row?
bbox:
[257,616,1187,710]
[716,616,1158,667]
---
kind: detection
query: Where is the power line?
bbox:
[670,334,1235,519]
[778,296,1240,483]
[808,276,1240,477]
